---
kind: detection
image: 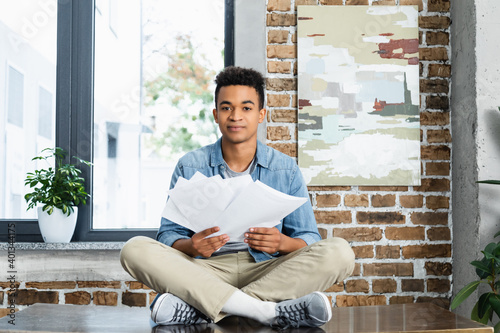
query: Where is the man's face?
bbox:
[213,85,266,146]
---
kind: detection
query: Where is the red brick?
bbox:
[428,0,450,12]
[426,162,450,176]
[419,47,448,61]
[419,16,451,29]
[267,94,290,107]
[372,0,396,4]
[325,282,344,293]
[126,281,151,290]
[414,178,450,192]
[411,212,448,225]
[400,0,423,11]
[337,295,386,307]
[426,196,449,209]
[372,279,397,293]
[319,0,343,4]
[376,245,400,259]
[345,194,369,207]
[93,291,118,306]
[359,186,408,191]
[309,186,351,192]
[420,79,449,94]
[385,227,425,240]
[267,0,291,12]
[364,263,413,276]
[316,194,341,208]
[318,228,328,239]
[402,244,451,258]
[420,111,449,126]
[13,290,59,305]
[390,296,415,305]
[427,227,451,241]
[352,245,374,259]
[346,279,369,293]
[421,145,450,160]
[425,262,452,276]
[77,281,121,289]
[268,61,292,74]
[345,0,369,4]
[428,64,451,77]
[65,291,91,305]
[295,0,318,9]
[0,282,20,289]
[267,78,296,91]
[426,32,450,46]
[267,126,291,141]
[428,278,450,293]
[402,279,424,292]
[267,45,296,59]
[267,143,296,157]
[426,96,449,110]
[315,210,351,224]
[266,13,297,26]
[334,227,382,242]
[269,109,296,122]
[357,212,405,225]
[268,30,289,44]
[122,292,147,307]
[400,195,424,208]
[371,194,396,207]
[25,281,76,289]
[427,129,451,143]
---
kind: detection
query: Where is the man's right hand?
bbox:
[173,227,229,258]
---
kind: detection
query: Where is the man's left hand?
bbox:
[244,227,282,254]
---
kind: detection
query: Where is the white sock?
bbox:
[221,290,277,325]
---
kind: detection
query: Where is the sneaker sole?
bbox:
[313,291,332,323]
[151,293,169,323]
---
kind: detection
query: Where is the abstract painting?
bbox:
[297,6,420,186]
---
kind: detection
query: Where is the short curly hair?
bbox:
[214,66,265,110]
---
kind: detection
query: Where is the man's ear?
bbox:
[258,108,267,123]
[213,108,218,123]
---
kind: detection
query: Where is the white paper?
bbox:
[161,173,307,242]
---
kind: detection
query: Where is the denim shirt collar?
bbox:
[210,137,269,169]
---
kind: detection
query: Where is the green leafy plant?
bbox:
[24,147,92,216]
[451,107,500,331]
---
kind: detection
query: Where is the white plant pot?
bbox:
[37,206,78,243]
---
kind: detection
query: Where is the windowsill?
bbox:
[0,242,125,251]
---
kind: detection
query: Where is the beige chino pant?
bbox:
[120,236,354,322]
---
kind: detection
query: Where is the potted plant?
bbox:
[451,109,500,331]
[24,147,91,243]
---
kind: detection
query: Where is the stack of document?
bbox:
[161,172,307,242]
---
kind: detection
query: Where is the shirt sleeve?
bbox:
[281,164,322,246]
[156,162,194,246]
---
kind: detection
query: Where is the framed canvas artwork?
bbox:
[297,6,420,186]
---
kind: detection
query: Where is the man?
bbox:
[120,66,354,329]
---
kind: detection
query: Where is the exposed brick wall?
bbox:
[0,280,156,315]
[266,0,452,308]
[0,0,452,318]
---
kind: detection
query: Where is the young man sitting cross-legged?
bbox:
[120,66,355,329]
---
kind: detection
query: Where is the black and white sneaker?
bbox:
[273,292,332,329]
[151,293,210,326]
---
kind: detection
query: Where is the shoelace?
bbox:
[171,303,203,325]
[275,301,312,329]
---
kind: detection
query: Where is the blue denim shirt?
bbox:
[156,138,321,263]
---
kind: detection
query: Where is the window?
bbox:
[0,0,234,242]
[0,1,57,224]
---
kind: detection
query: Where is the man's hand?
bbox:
[173,227,229,258]
[244,227,307,255]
